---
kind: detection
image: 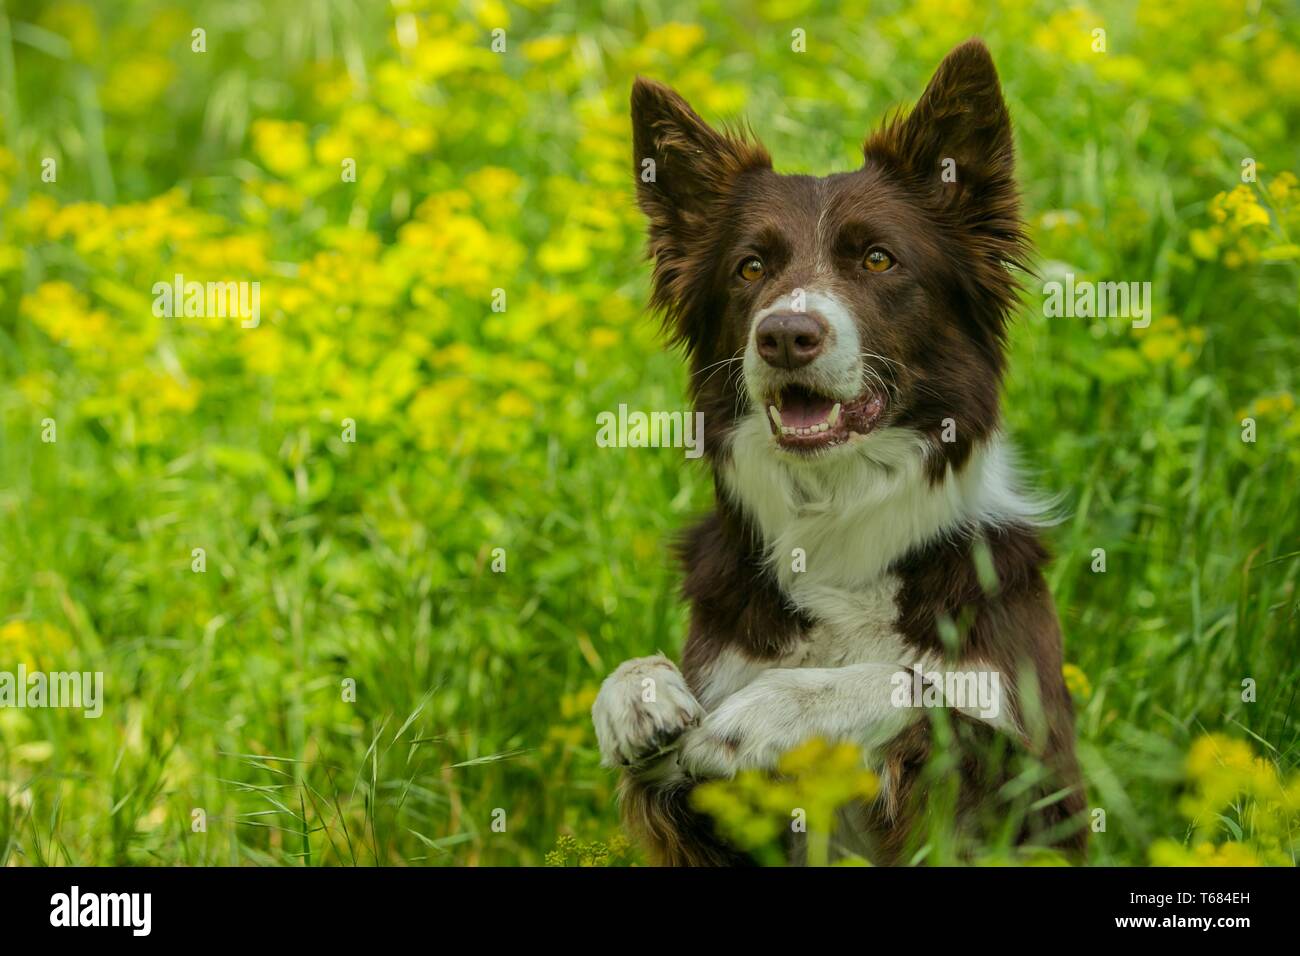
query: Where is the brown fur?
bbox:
[619,39,1086,865]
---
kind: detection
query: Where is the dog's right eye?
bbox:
[738,257,765,282]
[863,248,895,273]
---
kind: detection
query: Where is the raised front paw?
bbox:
[676,677,801,779]
[592,654,704,769]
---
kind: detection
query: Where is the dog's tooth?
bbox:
[818,422,829,433]
[781,426,794,436]
[769,405,782,428]
[828,403,841,427]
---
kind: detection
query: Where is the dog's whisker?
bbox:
[727,362,750,422]
[858,349,909,373]
[693,354,744,379]
[863,366,891,399]
[695,350,746,394]
[858,351,947,405]
[858,351,907,387]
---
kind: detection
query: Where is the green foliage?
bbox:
[544,832,635,867]
[0,0,1297,865]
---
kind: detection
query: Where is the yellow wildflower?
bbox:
[1062,663,1092,699]
[642,23,706,59]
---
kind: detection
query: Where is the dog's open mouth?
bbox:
[766,384,887,451]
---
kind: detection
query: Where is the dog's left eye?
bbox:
[863,248,895,273]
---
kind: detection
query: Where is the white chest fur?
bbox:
[780,575,923,669]
[692,574,930,710]
[695,419,1042,712]
[721,415,1037,592]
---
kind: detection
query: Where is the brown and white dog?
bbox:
[592,39,1086,865]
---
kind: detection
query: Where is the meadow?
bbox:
[0,0,1297,866]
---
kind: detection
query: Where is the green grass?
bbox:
[0,0,1298,865]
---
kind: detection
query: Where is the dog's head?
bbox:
[631,39,1026,478]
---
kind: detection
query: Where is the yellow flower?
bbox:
[1239,393,1296,421]
[251,119,312,178]
[21,281,111,353]
[757,0,819,20]
[1032,6,1103,64]
[1267,171,1298,206]
[1186,733,1255,780]
[147,371,200,413]
[465,167,521,203]
[1166,734,1298,864]
[692,737,880,864]
[412,32,494,79]
[0,243,25,275]
[410,378,474,450]
[473,0,511,30]
[538,224,592,274]
[1263,46,1300,100]
[399,125,435,155]
[1151,838,1263,867]
[0,620,75,670]
[255,181,307,213]
[1062,663,1092,699]
[522,36,569,64]
[239,327,289,375]
[642,23,706,59]
[496,390,535,420]
[1209,186,1270,230]
[101,54,175,114]
[314,126,357,168]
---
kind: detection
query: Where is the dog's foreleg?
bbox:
[591,654,752,865]
[675,661,1014,778]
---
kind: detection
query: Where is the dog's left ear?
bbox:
[630,78,770,225]
[865,39,1017,234]
[631,78,771,349]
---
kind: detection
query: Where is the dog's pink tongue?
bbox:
[780,393,834,428]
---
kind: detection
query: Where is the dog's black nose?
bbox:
[755,312,827,369]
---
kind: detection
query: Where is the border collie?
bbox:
[593,39,1086,865]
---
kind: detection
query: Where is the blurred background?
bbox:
[0,0,1297,865]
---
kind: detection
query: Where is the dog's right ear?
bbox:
[631,79,770,348]
[631,77,770,231]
